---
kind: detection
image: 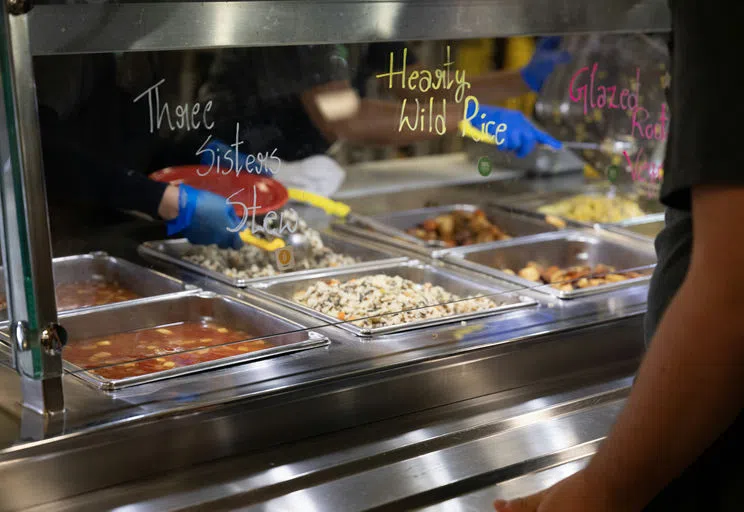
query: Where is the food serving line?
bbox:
[0,175,661,510]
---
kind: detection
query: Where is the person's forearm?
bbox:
[583,268,744,509]
[392,66,531,104]
[467,70,533,104]
[331,98,465,145]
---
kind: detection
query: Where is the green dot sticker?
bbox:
[606,165,620,184]
[477,156,492,177]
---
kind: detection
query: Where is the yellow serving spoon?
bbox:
[287,188,351,218]
[239,230,285,251]
[237,189,350,252]
[459,120,500,145]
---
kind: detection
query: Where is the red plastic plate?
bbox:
[150,165,289,216]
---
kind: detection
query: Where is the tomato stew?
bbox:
[0,280,139,313]
[64,321,266,380]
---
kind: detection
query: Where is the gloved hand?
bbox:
[166,184,243,249]
[466,103,562,158]
[520,36,571,92]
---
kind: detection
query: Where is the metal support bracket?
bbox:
[0,0,65,416]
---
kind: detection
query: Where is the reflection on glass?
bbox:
[12,36,666,393]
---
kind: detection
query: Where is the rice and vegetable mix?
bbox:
[183,211,359,279]
[292,274,501,328]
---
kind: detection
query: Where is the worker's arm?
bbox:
[394,66,531,105]
[41,107,241,248]
[301,81,559,152]
[301,82,465,145]
[391,38,568,104]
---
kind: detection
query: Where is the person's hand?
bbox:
[493,469,625,512]
[520,36,571,92]
[164,184,243,249]
[466,103,562,157]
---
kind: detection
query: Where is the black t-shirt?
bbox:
[199,43,416,161]
[644,2,744,510]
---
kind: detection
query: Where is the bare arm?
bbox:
[497,186,744,512]
[392,64,532,104]
[582,185,744,509]
[301,81,466,146]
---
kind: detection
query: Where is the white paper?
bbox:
[274,155,346,197]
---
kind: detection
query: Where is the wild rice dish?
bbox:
[292,274,500,328]
[183,211,359,279]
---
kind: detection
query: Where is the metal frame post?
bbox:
[0,0,66,416]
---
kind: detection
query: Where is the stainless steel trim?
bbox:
[0,253,199,326]
[348,212,436,248]
[441,229,656,300]
[332,221,436,257]
[600,213,665,241]
[490,187,666,229]
[338,203,579,257]
[139,232,408,288]
[0,318,641,510]
[251,259,537,336]
[47,291,330,391]
[17,376,630,511]
[602,212,665,227]
[28,0,670,56]
[0,1,63,413]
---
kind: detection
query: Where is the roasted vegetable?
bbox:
[504,262,647,291]
[405,209,511,247]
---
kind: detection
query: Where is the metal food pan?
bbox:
[0,252,195,324]
[601,213,665,240]
[441,230,656,299]
[491,187,665,227]
[139,232,407,288]
[334,204,576,256]
[46,291,328,391]
[250,259,536,337]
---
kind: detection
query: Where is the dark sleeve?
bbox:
[660,0,744,210]
[363,42,418,73]
[40,106,167,219]
[205,46,344,103]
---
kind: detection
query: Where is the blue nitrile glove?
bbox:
[520,36,571,92]
[466,103,562,158]
[166,184,243,249]
[201,138,275,177]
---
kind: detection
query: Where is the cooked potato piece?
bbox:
[544,215,567,229]
[421,219,438,232]
[515,261,643,292]
[435,215,455,237]
[502,268,516,275]
[604,274,628,282]
[550,270,568,284]
[541,266,561,282]
[518,266,542,282]
[406,209,511,247]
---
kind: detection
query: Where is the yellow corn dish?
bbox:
[537,194,646,223]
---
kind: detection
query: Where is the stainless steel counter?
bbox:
[18,373,633,511]
[0,177,650,510]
